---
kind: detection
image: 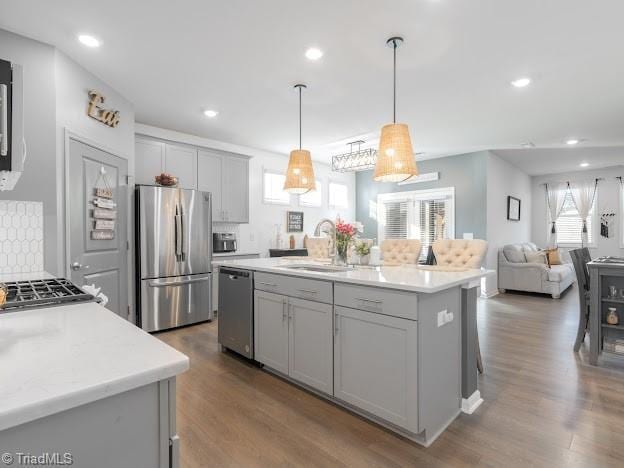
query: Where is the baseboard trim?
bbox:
[461,390,483,414]
[481,289,499,299]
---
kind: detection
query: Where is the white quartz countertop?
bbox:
[0,271,55,283]
[0,302,189,432]
[213,257,493,293]
[212,251,261,258]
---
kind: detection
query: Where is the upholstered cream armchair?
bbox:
[432,239,488,374]
[306,236,331,259]
[432,239,488,269]
[380,239,422,265]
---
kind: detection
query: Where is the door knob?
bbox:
[71,262,89,271]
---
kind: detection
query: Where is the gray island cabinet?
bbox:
[0,303,189,468]
[222,258,490,447]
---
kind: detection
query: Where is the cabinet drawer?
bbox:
[334,283,417,320]
[254,272,333,304]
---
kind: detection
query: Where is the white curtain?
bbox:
[568,180,598,246]
[545,182,568,248]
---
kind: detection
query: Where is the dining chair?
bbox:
[380,239,422,265]
[432,239,488,374]
[569,248,592,352]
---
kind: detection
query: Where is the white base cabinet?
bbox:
[334,305,419,433]
[254,290,333,394]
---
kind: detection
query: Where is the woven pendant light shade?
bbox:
[284,149,316,194]
[374,123,418,182]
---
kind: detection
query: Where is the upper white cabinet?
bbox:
[197,150,223,221]
[135,137,250,223]
[164,144,197,190]
[135,139,164,186]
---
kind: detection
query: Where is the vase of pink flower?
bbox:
[335,218,356,265]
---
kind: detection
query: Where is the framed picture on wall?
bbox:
[507,196,521,221]
[286,211,304,232]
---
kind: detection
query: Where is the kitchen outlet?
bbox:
[437,310,447,327]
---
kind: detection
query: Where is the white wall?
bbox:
[135,124,356,256]
[0,29,57,272]
[531,165,624,259]
[485,152,532,295]
[55,50,135,276]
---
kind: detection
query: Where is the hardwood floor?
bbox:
[157,287,624,467]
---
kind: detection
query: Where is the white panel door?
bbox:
[254,290,289,374]
[222,157,249,223]
[197,150,223,221]
[135,139,164,185]
[334,306,419,433]
[288,297,333,394]
[164,144,197,190]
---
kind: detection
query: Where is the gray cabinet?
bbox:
[288,297,333,394]
[254,288,333,394]
[254,290,289,374]
[135,139,164,186]
[197,150,249,223]
[334,305,419,433]
[197,150,223,221]
[134,138,197,190]
[164,144,197,190]
[222,156,249,223]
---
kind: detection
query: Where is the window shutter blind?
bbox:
[555,191,593,244]
[383,200,409,239]
[418,199,447,257]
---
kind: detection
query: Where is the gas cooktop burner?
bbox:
[0,278,96,311]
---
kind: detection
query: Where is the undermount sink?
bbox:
[282,264,351,273]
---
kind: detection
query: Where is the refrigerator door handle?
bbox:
[148,277,211,288]
[0,84,7,157]
[174,206,182,261]
[180,206,187,261]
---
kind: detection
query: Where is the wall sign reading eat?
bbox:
[87,90,120,128]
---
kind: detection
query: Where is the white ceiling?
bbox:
[493,147,624,176]
[2,0,624,168]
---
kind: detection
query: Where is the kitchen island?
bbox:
[0,302,189,468]
[215,257,492,446]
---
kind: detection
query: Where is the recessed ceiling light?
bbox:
[511,77,531,88]
[580,162,589,167]
[305,48,323,61]
[203,110,218,118]
[78,34,101,48]
[566,139,580,145]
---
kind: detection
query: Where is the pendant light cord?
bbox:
[393,39,397,124]
[299,85,302,150]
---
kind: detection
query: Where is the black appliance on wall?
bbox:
[0,58,25,191]
[213,232,237,253]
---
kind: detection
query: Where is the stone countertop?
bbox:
[212,257,493,293]
[0,271,55,283]
[212,251,261,258]
[0,302,189,432]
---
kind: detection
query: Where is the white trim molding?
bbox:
[461,390,483,414]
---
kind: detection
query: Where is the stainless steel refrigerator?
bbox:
[136,185,212,332]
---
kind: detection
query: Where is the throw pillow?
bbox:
[525,251,548,265]
[545,248,562,266]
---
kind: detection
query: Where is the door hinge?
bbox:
[127,305,131,320]
[125,174,132,185]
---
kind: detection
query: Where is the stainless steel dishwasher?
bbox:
[218,267,254,358]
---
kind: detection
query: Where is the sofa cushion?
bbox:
[503,244,527,263]
[547,263,574,282]
[525,250,548,265]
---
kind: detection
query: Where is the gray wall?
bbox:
[355,151,489,241]
[0,29,58,272]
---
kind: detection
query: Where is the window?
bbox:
[299,180,322,207]
[554,191,595,245]
[377,187,455,259]
[329,182,348,209]
[263,171,290,205]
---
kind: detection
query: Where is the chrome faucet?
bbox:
[314,218,337,262]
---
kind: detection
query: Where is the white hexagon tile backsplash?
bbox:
[0,201,44,274]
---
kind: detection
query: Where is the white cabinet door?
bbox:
[334,306,419,433]
[197,150,223,221]
[135,139,165,185]
[164,144,197,190]
[254,290,289,374]
[222,157,249,223]
[288,297,333,394]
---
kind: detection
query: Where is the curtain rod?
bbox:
[540,177,604,186]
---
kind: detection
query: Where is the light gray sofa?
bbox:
[498,242,575,298]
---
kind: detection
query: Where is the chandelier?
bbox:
[331,141,378,173]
